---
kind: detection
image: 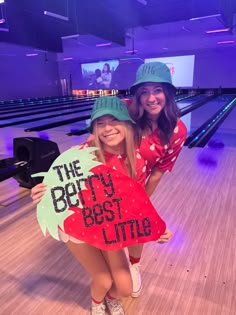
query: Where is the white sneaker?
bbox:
[130,263,142,297]
[105,297,125,315]
[91,301,106,315]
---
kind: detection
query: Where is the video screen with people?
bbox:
[81,60,119,89]
[145,55,195,87]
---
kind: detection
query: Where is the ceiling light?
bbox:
[26,53,38,57]
[34,49,48,53]
[137,0,147,5]
[190,14,221,21]
[206,28,230,34]
[44,11,69,21]
[96,42,112,47]
[217,40,235,44]
[61,34,80,40]
[125,49,138,53]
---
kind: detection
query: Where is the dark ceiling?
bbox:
[0,0,236,52]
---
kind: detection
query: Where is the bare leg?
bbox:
[66,241,112,302]
[102,249,132,298]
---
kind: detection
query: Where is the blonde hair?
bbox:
[91,120,137,179]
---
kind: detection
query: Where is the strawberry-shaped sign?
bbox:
[32,145,166,251]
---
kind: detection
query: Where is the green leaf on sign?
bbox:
[32,145,102,240]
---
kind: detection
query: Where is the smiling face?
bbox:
[137,82,166,120]
[94,115,126,154]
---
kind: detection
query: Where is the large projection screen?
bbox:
[81,60,119,89]
[145,55,195,87]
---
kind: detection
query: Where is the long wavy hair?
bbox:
[132,83,180,145]
[89,119,137,179]
[102,63,111,73]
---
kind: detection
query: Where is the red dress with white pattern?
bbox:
[139,119,187,175]
[103,150,146,187]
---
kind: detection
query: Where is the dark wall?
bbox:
[193,49,236,88]
[0,44,62,101]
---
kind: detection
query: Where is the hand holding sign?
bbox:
[32,146,166,251]
[32,145,101,240]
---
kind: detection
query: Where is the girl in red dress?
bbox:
[31,96,148,315]
[126,62,187,297]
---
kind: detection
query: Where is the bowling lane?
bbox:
[27,95,210,134]
[62,95,207,136]
[0,105,93,128]
[0,97,76,111]
[59,96,209,136]
[177,94,209,110]
[176,94,210,133]
[204,95,236,147]
[21,108,92,131]
[44,120,89,135]
[190,94,235,132]
[0,98,95,115]
[0,100,93,120]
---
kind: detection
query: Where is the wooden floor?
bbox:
[0,126,236,315]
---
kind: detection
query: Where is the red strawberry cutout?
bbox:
[63,164,166,251]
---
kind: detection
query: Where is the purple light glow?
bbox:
[125,49,138,53]
[0,27,8,32]
[206,28,230,34]
[0,18,5,23]
[26,53,38,57]
[63,57,73,60]
[37,132,49,141]
[208,139,225,150]
[217,40,235,44]
[0,0,5,4]
[96,42,112,47]
[197,154,218,168]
